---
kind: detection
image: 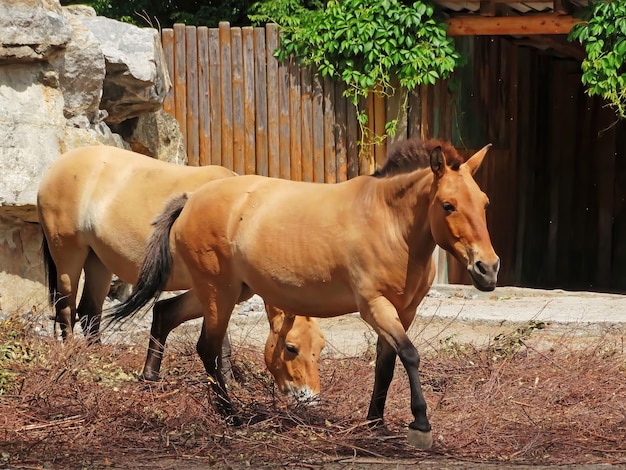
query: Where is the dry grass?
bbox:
[0,313,625,469]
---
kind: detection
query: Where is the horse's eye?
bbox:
[442,202,456,214]
[285,344,298,355]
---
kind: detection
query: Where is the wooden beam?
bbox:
[446,13,581,36]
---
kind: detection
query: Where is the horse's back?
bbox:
[37,145,236,285]
[174,174,374,315]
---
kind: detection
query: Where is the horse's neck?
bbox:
[376,168,437,260]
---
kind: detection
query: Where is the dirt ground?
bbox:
[2,284,626,469]
[160,284,626,361]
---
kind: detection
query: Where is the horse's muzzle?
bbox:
[289,385,320,406]
[468,258,500,291]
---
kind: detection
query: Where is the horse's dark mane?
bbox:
[372,138,464,178]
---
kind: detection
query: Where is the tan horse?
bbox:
[110,138,499,449]
[37,145,325,401]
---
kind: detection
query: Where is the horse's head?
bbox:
[264,306,325,404]
[428,144,500,291]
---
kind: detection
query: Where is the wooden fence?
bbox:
[160,22,439,182]
[162,23,353,182]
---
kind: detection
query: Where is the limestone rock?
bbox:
[54,11,105,123]
[78,16,172,124]
[0,0,73,63]
[0,64,66,220]
[121,110,187,165]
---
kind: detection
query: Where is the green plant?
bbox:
[251,0,461,152]
[489,320,546,361]
[0,316,37,394]
[569,0,626,119]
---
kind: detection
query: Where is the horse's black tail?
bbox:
[41,234,58,307]
[107,193,189,325]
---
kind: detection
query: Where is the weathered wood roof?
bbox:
[434,1,590,59]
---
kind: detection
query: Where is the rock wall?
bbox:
[0,0,185,315]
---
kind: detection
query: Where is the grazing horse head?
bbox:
[264,305,325,403]
[425,141,500,291]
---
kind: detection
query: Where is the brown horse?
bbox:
[37,145,325,401]
[111,138,499,449]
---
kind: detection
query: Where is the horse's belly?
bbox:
[254,283,356,317]
[88,234,193,291]
[238,263,356,317]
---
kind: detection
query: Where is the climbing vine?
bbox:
[569,0,626,119]
[250,0,461,151]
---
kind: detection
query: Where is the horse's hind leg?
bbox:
[52,247,89,340]
[143,290,203,381]
[78,251,112,344]
[366,337,397,425]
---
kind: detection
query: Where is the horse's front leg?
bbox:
[194,285,241,425]
[196,319,234,417]
[360,296,432,450]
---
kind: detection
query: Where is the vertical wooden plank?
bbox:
[546,62,563,284]
[484,39,517,286]
[595,105,617,288]
[513,47,533,284]
[219,22,233,171]
[185,26,199,166]
[197,27,210,166]
[420,84,431,140]
[277,56,290,179]
[254,27,269,176]
[610,121,626,290]
[312,74,325,182]
[161,29,175,117]
[231,27,245,175]
[386,76,407,145]
[323,75,336,183]
[346,99,359,179]
[242,27,256,175]
[364,93,375,174]
[432,80,441,139]
[373,91,386,169]
[505,44,519,286]
[407,88,422,139]
[208,28,221,166]
[266,24,280,178]
[300,66,314,182]
[570,85,593,286]
[173,24,187,151]
[438,79,451,140]
[334,80,348,182]
[555,67,578,285]
[290,59,302,181]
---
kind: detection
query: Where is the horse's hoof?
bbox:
[407,427,432,450]
[140,371,160,382]
[226,415,243,427]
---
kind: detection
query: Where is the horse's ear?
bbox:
[265,304,293,330]
[463,143,492,175]
[430,146,445,178]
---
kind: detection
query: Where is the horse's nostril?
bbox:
[475,260,487,275]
